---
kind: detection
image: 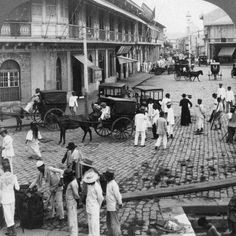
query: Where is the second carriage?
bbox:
[174,63,190,81]
[93,96,137,140]
[32,90,67,130]
[208,62,222,80]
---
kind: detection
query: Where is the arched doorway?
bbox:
[56,57,62,90]
[0,60,20,102]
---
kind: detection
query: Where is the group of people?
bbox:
[0,122,123,236]
[134,93,175,150]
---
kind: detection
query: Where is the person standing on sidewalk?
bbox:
[25,122,42,160]
[226,86,235,113]
[69,91,78,116]
[0,159,19,236]
[195,99,205,134]
[155,111,168,150]
[134,107,147,147]
[105,168,122,236]
[83,170,104,236]
[166,102,175,139]
[0,128,15,173]
[64,169,80,236]
[29,161,65,221]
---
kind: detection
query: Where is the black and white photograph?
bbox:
[0,0,236,235]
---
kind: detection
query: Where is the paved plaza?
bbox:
[1,66,236,235]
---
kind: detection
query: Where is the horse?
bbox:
[0,106,24,131]
[189,70,203,82]
[57,109,101,145]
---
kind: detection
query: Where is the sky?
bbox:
[134,0,218,39]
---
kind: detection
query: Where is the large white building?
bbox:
[0,0,165,104]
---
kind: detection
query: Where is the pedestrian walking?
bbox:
[69,91,78,116]
[166,102,175,139]
[179,93,192,126]
[25,122,42,160]
[161,93,171,116]
[83,170,104,236]
[212,97,224,130]
[208,93,218,123]
[62,142,84,178]
[155,111,168,150]
[197,217,221,236]
[105,168,122,236]
[226,86,235,113]
[134,107,147,147]
[195,99,205,134]
[151,103,160,139]
[64,169,79,236]
[217,83,226,111]
[226,106,236,144]
[0,159,19,236]
[0,128,15,173]
[29,161,65,221]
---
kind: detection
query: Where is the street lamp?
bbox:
[82,26,89,117]
[186,12,192,69]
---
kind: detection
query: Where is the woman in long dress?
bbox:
[25,122,42,159]
[179,93,192,126]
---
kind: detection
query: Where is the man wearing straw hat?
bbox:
[105,168,122,236]
[29,161,65,221]
[0,128,15,173]
[83,169,104,236]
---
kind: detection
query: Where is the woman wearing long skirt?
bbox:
[25,122,42,159]
[179,93,192,126]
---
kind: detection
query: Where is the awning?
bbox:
[117,56,138,64]
[73,55,100,70]
[218,47,236,57]
[117,46,132,55]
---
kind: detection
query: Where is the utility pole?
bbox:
[83,26,89,117]
[186,12,192,69]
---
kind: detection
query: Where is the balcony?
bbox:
[0,22,164,45]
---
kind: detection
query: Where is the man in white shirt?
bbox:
[0,159,19,236]
[0,128,14,173]
[134,107,147,147]
[208,93,218,123]
[166,102,175,139]
[105,168,122,236]
[217,83,226,110]
[226,86,235,113]
[195,99,205,134]
[161,93,171,116]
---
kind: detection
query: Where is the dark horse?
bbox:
[189,70,203,82]
[57,109,101,145]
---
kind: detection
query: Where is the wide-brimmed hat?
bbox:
[83,170,99,183]
[166,102,172,106]
[63,168,75,177]
[0,127,7,134]
[182,93,186,97]
[66,142,77,150]
[79,158,93,167]
[106,168,115,174]
[36,161,44,168]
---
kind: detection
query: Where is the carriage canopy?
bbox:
[40,90,67,105]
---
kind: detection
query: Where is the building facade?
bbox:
[0,0,164,104]
[202,8,236,62]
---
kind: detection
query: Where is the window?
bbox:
[99,11,104,30]
[56,58,62,90]
[108,51,115,77]
[118,20,122,33]
[46,0,57,22]
[86,5,92,28]
[109,14,114,31]
[88,55,93,83]
[0,60,20,102]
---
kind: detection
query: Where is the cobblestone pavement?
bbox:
[1,66,236,235]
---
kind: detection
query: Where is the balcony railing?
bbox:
[0,22,163,45]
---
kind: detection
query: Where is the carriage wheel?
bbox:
[94,122,112,137]
[32,107,44,126]
[111,117,134,141]
[44,108,64,131]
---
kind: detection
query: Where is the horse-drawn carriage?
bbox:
[0,90,67,131]
[174,63,190,81]
[208,62,222,80]
[98,83,128,98]
[133,85,163,109]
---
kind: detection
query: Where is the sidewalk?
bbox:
[0,72,153,129]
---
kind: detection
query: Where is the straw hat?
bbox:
[83,170,99,183]
[0,127,7,134]
[66,142,77,150]
[79,158,93,168]
[36,161,44,168]
[106,168,115,174]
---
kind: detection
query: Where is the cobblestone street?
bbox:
[2,67,236,235]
